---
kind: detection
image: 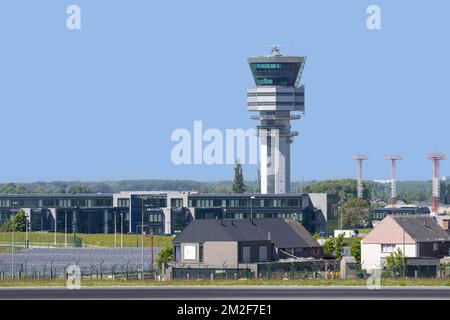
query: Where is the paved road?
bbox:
[0,286,450,299]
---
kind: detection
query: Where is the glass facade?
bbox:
[251,63,283,70]
[250,61,302,87]
[170,198,183,208]
[0,192,322,235]
[188,194,317,233]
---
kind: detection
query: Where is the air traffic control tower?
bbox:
[247,47,306,194]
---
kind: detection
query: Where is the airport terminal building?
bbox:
[0,192,335,235]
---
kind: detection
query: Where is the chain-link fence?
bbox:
[171,267,254,281]
[0,247,160,279]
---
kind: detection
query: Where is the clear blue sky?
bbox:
[0,0,448,182]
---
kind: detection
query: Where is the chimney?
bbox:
[268,232,271,241]
[443,219,449,230]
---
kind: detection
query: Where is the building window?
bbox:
[258,245,268,262]
[433,242,439,251]
[183,245,197,261]
[117,198,129,207]
[199,244,204,262]
[242,246,251,263]
[171,198,183,208]
[381,244,396,253]
[174,245,181,262]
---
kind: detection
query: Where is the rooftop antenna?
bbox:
[265,44,285,56]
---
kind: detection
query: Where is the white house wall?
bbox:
[362,243,417,272]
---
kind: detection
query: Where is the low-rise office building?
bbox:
[370,206,430,226]
[0,192,331,235]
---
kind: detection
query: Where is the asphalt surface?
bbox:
[0,286,450,299]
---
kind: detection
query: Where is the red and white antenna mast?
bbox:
[352,154,368,198]
[385,155,403,206]
[428,152,447,215]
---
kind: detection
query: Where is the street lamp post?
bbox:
[141,198,144,277]
[120,212,123,248]
[64,212,67,248]
[114,211,117,248]
[25,210,29,251]
[11,200,17,279]
[54,210,57,247]
[151,232,154,275]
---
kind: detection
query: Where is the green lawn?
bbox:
[0,277,450,287]
[0,232,173,248]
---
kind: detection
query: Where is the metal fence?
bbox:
[171,267,255,281]
[0,247,160,279]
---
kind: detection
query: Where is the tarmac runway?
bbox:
[0,286,450,300]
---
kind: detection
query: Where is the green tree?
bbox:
[232,160,246,193]
[322,233,345,259]
[322,238,335,255]
[0,183,27,194]
[31,187,47,194]
[0,221,11,232]
[12,210,26,232]
[57,186,67,194]
[304,179,371,203]
[67,184,93,194]
[156,244,174,272]
[334,233,345,260]
[340,197,371,229]
[385,248,406,277]
[350,238,361,263]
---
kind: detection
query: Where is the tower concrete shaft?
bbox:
[428,152,447,214]
[353,155,368,199]
[247,47,306,194]
[385,155,402,205]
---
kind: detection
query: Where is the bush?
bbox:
[0,221,11,232]
[156,244,173,272]
[350,238,361,263]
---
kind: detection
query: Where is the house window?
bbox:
[242,246,251,263]
[199,244,204,262]
[174,245,181,262]
[258,245,268,262]
[183,245,196,261]
[433,242,439,251]
[381,244,396,253]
